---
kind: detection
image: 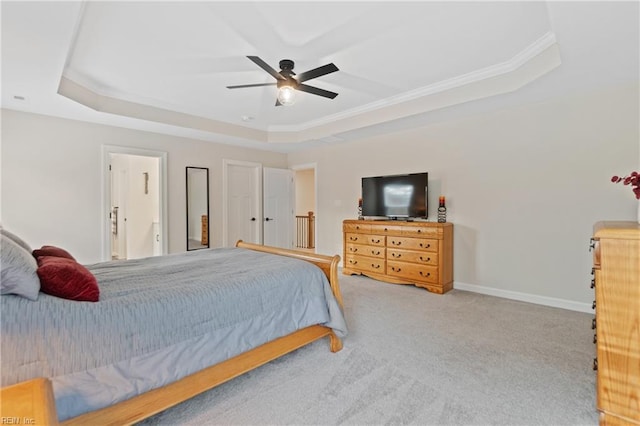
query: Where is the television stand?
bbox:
[343,219,453,294]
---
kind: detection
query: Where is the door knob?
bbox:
[251,217,256,221]
[265,217,273,221]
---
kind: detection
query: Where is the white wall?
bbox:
[0,109,287,263]
[288,83,640,308]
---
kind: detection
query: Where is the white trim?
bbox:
[101,145,168,262]
[453,281,592,313]
[222,159,263,247]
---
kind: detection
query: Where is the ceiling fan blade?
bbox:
[247,56,286,81]
[296,63,339,83]
[227,82,277,89]
[297,84,339,99]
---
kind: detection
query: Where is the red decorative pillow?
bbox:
[36,256,99,302]
[33,245,76,261]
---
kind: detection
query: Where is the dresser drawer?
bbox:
[343,222,371,233]
[402,226,440,238]
[370,224,403,235]
[387,248,438,266]
[345,232,366,244]
[387,260,438,284]
[387,236,438,252]
[344,254,385,274]
[345,233,385,246]
[345,243,385,258]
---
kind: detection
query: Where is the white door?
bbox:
[263,168,293,249]
[225,160,262,246]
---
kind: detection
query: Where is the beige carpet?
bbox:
[140,274,598,425]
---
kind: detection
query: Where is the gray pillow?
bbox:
[1,234,40,300]
[0,227,33,253]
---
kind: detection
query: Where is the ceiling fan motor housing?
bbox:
[279,59,295,73]
[277,59,298,88]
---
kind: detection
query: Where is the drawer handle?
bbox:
[589,238,596,252]
[417,229,422,233]
[392,241,402,246]
[419,256,431,262]
[592,318,596,330]
[593,358,598,371]
[371,250,380,255]
[590,279,595,289]
[593,334,597,344]
[419,271,431,277]
[349,260,358,265]
[392,253,401,258]
[420,243,431,249]
[592,300,596,310]
[391,266,401,272]
[349,247,358,252]
[371,264,381,269]
[371,239,381,243]
[349,236,358,241]
[384,228,389,232]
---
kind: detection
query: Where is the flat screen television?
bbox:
[361,172,428,219]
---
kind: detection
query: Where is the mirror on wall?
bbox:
[186,167,210,251]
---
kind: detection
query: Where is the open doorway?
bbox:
[292,164,316,253]
[102,146,168,261]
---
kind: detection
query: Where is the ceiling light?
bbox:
[277,85,296,106]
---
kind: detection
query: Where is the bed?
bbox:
[0,233,347,425]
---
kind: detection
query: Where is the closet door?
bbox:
[263,168,293,249]
[224,160,262,246]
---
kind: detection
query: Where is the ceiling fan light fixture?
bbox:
[277,85,296,106]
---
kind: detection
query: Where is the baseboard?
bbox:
[453,281,593,313]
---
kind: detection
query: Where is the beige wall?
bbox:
[0,110,287,263]
[295,168,315,216]
[1,83,638,308]
[288,83,640,308]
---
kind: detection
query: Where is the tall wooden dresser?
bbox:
[343,219,453,294]
[591,221,640,425]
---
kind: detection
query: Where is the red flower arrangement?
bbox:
[611,171,640,199]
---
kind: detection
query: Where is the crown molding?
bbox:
[58,29,560,145]
[268,31,559,133]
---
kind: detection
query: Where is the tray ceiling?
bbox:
[2,2,638,152]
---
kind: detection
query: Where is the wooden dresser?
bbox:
[343,219,453,294]
[591,221,640,425]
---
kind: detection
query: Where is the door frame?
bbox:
[291,162,317,249]
[222,159,263,247]
[101,145,168,261]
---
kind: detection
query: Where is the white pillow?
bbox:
[0,227,33,253]
[0,235,40,300]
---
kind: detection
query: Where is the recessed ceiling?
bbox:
[2,1,638,152]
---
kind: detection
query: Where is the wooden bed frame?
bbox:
[0,242,344,426]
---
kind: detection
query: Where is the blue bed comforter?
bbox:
[1,247,347,420]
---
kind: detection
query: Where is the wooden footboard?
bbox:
[2,243,344,426]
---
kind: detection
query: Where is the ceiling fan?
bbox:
[227,56,339,106]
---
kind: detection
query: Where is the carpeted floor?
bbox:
[140,274,598,425]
